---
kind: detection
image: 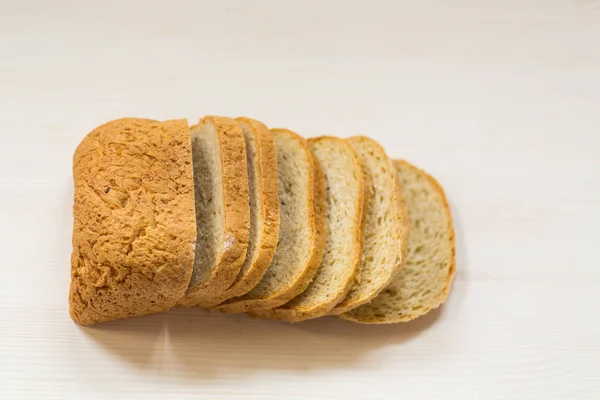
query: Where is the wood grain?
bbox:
[0,1,599,399]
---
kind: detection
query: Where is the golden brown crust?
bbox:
[252,136,363,322]
[69,118,196,325]
[216,129,326,313]
[340,160,455,324]
[331,136,409,314]
[178,116,250,307]
[199,118,280,307]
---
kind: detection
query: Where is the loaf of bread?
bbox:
[69,118,196,325]
[340,160,456,323]
[70,116,455,326]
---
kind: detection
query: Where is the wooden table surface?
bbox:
[1,1,599,399]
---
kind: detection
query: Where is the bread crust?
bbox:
[199,117,280,308]
[216,129,326,313]
[331,136,410,314]
[69,118,196,325]
[340,160,456,323]
[251,136,363,322]
[178,116,250,307]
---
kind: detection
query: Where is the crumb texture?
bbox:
[332,137,409,313]
[341,160,456,323]
[179,116,250,307]
[255,137,363,321]
[217,129,324,312]
[202,118,280,307]
[188,121,224,289]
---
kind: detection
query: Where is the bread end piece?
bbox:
[70,118,196,325]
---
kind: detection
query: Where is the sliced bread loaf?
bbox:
[341,160,456,323]
[198,118,280,308]
[178,116,250,308]
[216,128,326,313]
[251,136,364,322]
[331,136,409,314]
[70,118,196,325]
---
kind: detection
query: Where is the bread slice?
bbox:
[198,118,280,308]
[251,136,364,322]
[341,160,456,323]
[177,116,250,308]
[216,128,326,313]
[331,136,409,314]
[69,118,196,325]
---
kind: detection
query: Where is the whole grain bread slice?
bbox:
[199,117,280,308]
[341,160,456,323]
[69,118,196,325]
[331,136,409,314]
[251,136,364,322]
[178,116,250,308]
[216,128,326,313]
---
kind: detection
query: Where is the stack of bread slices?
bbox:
[70,116,455,326]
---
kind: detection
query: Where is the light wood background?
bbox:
[1,1,599,399]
